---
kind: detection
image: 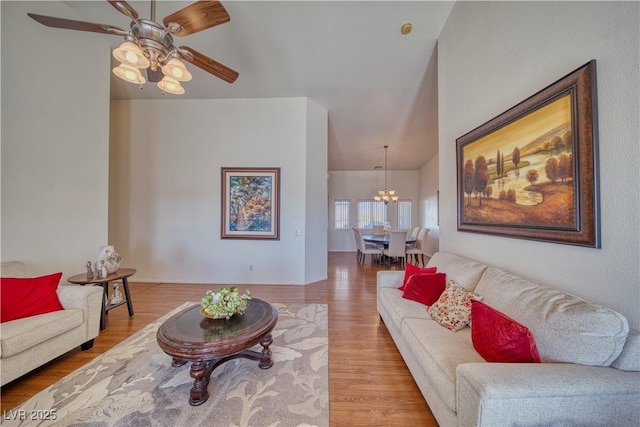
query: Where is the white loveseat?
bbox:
[377,252,640,426]
[1,262,103,386]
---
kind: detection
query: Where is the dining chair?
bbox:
[383,229,408,267]
[406,226,422,249]
[410,226,421,240]
[406,228,430,266]
[357,229,383,265]
[352,227,362,263]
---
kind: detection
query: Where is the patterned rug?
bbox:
[5,302,328,427]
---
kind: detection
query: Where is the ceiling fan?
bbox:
[28,0,238,95]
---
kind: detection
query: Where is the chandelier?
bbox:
[374,145,398,204]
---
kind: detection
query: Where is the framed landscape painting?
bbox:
[221,167,280,240]
[456,60,600,247]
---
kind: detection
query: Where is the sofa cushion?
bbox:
[427,252,487,291]
[1,273,64,323]
[400,264,437,291]
[428,281,481,332]
[611,329,640,372]
[471,299,540,363]
[402,317,485,413]
[474,267,629,366]
[379,287,431,326]
[0,308,84,358]
[402,273,446,306]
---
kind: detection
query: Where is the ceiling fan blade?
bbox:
[147,68,164,83]
[27,13,127,36]
[163,1,230,37]
[178,46,238,83]
[107,0,139,21]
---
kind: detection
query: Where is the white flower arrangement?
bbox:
[200,287,251,319]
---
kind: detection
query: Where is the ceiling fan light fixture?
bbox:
[29,0,239,96]
[113,41,150,68]
[162,58,192,82]
[113,63,146,85]
[158,76,185,95]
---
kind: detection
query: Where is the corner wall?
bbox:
[419,155,439,256]
[304,100,329,283]
[438,2,639,329]
[109,97,327,285]
[1,1,111,278]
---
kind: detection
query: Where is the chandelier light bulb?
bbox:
[113,41,150,69]
[113,63,146,85]
[125,50,139,64]
[162,58,192,82]
[158,76,185,95]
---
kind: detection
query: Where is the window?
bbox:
[357,200,387,229]
[397,200,412,229]
[334,200,350,229]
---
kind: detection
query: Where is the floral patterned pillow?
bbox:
[428,281,482,331]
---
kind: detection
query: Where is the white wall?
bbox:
[438,2,639,329]
[109,97,327,285]
[419,155,439,256]
[328,170,419,251]
[304,100,329,283]
[1,1,111,279]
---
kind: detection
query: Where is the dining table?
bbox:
[361,234,416,248]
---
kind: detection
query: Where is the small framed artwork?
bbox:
[456,60,600,247]
[221,167,280,240]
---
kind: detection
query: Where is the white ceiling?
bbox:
[58,1,454,171]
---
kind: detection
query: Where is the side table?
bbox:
[68,268,136,330]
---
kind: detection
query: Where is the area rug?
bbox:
[5,302,328,427]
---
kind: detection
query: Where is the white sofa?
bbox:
[377,252,640,426]
[1,262,103,386]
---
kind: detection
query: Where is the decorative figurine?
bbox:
[110,282,124,305]
[86,261,94,280]
[98,260,107,279]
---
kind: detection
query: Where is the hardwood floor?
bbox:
[0,252,438,426]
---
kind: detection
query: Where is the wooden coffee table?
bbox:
[156,299,278,406]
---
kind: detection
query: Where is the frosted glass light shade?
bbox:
[113,63,146,85]
[113,41,150,68]
[162,58,192,82]
[158,76,185,95]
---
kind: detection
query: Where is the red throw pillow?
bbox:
[400,264,437,291]
[0,272,64,323]
[402,273,446,306]
[471,299,541,363]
